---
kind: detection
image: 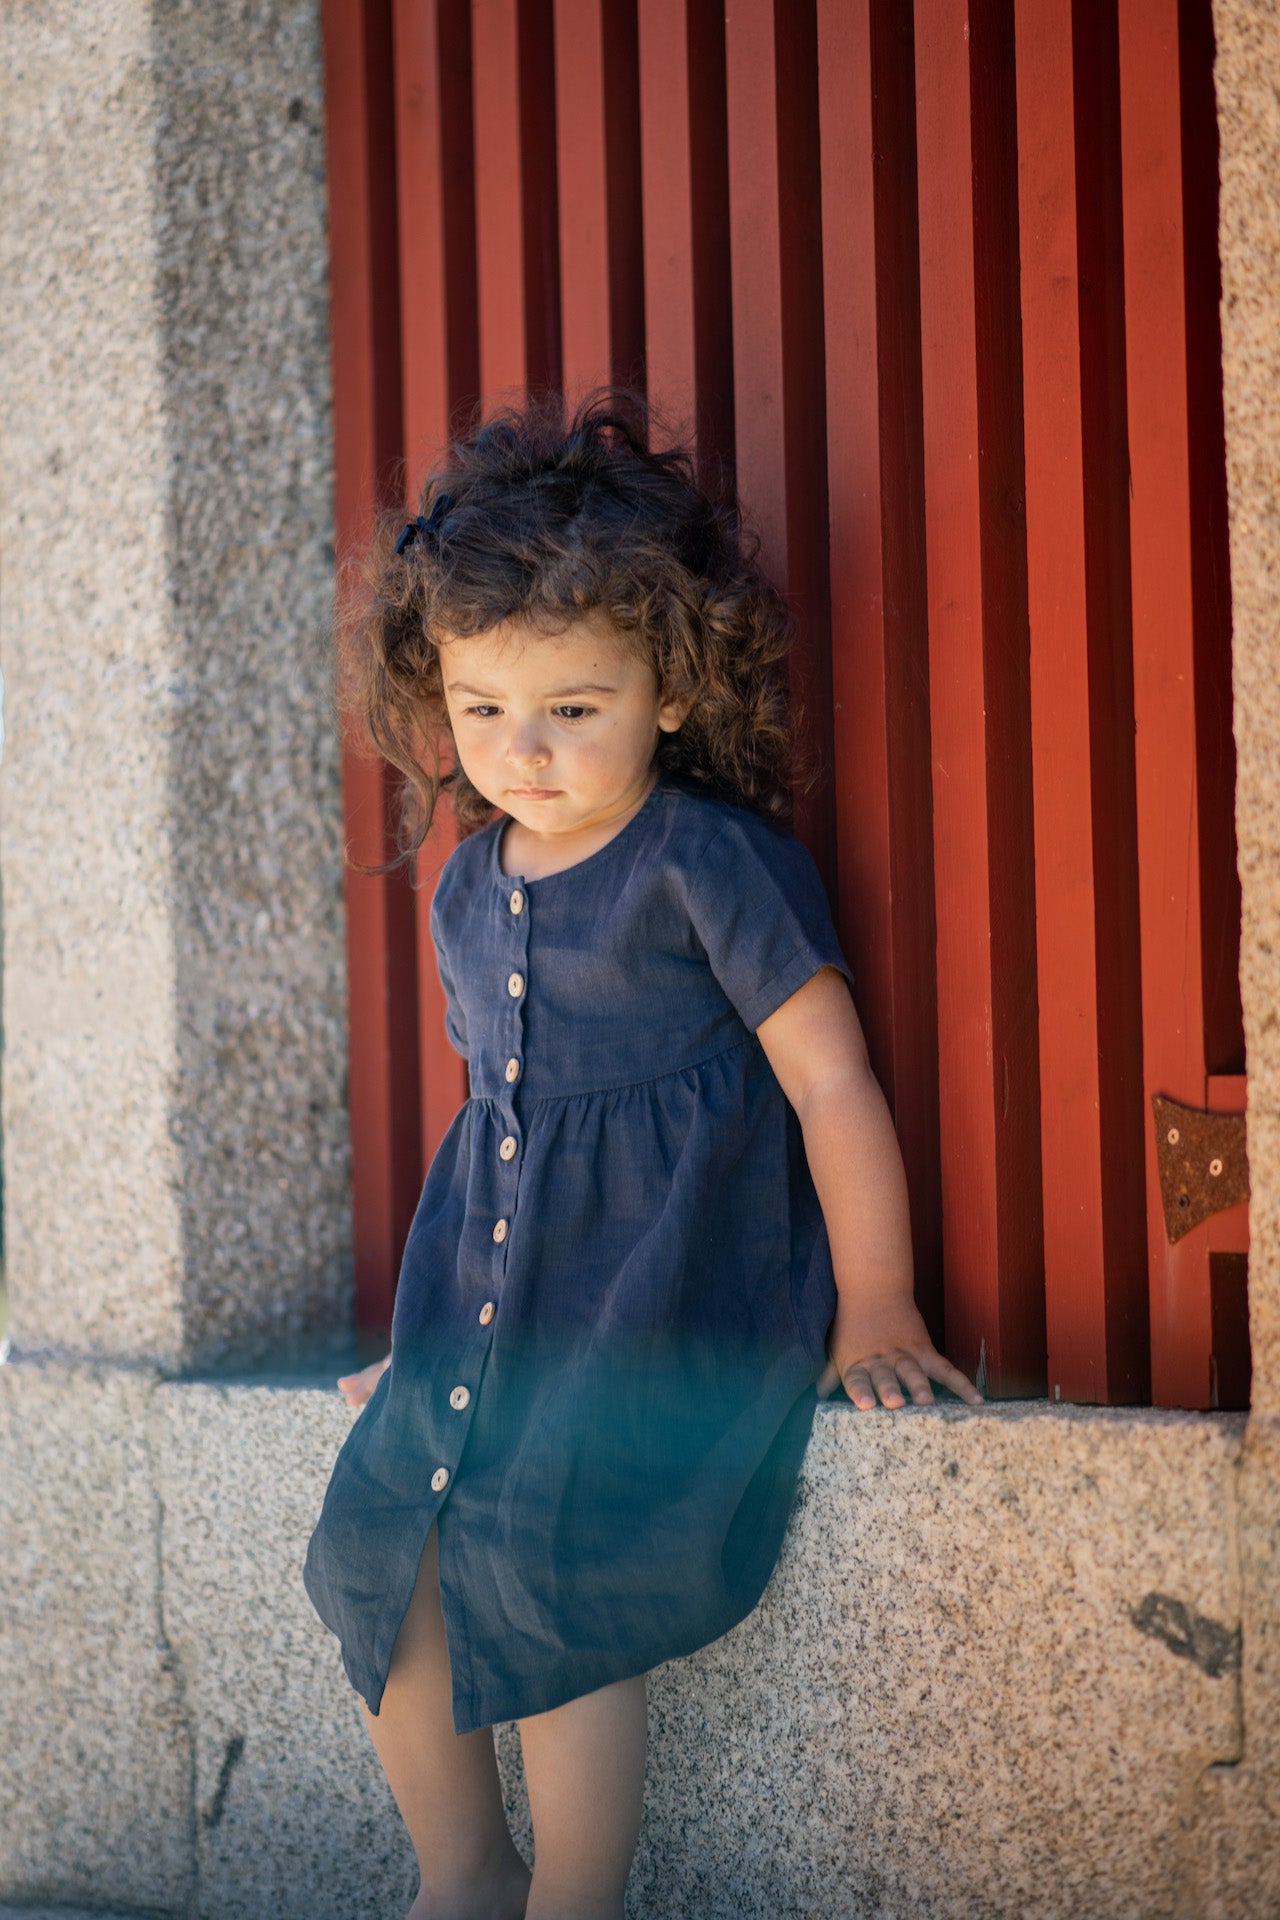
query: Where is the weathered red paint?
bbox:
[392,0,473,1171]
[816,0,943,1344]
[723,0,834,886]
[913,0,1046,1397]
[471,0,561,400]
[636,0,733,474]
[1118,0,1245,1407]
[553,0,645,404]
[322,0,424,1332]
[1014,0,1148,1403]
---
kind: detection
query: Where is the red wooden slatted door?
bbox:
[322,0,1247,1408]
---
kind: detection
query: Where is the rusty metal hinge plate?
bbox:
[1153,1095,1249,1243]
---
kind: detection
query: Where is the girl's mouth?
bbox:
[509,787,562,800]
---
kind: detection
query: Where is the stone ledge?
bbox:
[0,1358,1258,1918]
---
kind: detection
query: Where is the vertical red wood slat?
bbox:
[636,0,733,476]
[553,0,644,404]
[723,0,834,884]
[816,0,943,1342]
[1178,3,1243,1089]
[472,0,561,399]
[1015,0,1148,1402]
[322,0,424,1332]
[1118,0,1241,1406]
[393,0,475,1174]
[914,0,1045,1396]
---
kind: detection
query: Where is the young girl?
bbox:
[304,395,981,1920]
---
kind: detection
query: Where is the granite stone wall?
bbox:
[0,0,349,1372]
[1214,0,1280,1420]
[1198,4,1280,1907]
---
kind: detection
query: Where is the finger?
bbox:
[815,1359,841,1401]
[843,1360,908,1410]
[919,1350,984,1404]
[892,1356,937,1406]
[840,1365,880,1412]
[867,1362,910,1409]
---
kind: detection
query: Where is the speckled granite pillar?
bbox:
[1214,0,1280,1423]
[1200,3,1280,1909]
[0,0,350,1370]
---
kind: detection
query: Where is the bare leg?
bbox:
[519,1675,647,1920]
[362,1526,531,1920]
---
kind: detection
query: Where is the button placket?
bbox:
[432,881,529,1516]
[479,874,530,1357]
[496,883,528,1247]
[498,871,530,1107]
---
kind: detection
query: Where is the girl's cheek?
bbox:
[587,715,637,765]
[451,733,494,794]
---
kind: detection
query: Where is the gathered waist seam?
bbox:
[469,1034,758,1108]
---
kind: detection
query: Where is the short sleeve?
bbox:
[429,901,469,1059]
[686,813,854,1031]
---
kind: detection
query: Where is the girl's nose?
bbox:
[506,720,551,769]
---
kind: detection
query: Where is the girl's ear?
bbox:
[657,689,691,734]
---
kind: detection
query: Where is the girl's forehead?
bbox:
[439,615,649,687]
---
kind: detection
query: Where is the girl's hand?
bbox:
[337,1353,390,1409]
[824,1301,983,1411]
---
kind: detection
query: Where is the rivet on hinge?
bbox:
[1152,1095,1249,1244]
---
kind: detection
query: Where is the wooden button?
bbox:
[507,971,525,997]
[478,1301,496,1326]
[431,1467,449,1493]
[493,1218,509,1244]
[510,889,525,914]
[505,1058,520,1083]
[449,1385,471,1411]
[500,1135,518,1161]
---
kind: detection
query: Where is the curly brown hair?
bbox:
[339,391,798,868]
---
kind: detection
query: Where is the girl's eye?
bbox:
[465,704,501,718]
[553,705,593,722]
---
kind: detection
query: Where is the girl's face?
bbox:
[439,614,685,846]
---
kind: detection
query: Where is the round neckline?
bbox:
[492,776,669,890]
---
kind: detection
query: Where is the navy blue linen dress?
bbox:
[304,776,853,1734]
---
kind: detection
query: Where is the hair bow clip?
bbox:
[395,491,457,556]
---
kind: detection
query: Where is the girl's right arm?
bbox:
[757,967,983,1412]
